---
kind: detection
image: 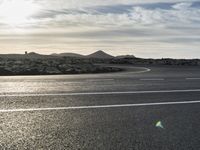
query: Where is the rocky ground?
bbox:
[1,53,199,76]
[0,57,123,75]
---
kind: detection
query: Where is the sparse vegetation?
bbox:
[0,56,123,75]
[0,50,200,76]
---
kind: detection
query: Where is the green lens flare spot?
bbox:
[156,121,164,129]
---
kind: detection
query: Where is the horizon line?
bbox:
[0,50,200,60]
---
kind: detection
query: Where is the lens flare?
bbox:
[156,121,164,129]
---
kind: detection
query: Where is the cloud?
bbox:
[32,0,198,9]
[172,2,193,9]
[0,0,200,58]
[27,1,200,27]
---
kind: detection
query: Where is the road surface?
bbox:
[0,65,200,149]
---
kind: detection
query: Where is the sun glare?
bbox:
[0,0,39,25]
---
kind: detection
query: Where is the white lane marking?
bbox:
[0,100,200,113]
[132,67,151,74]
[121,67,151,74]
[111,66,151,75]
[86,79,114,82]
[63,81,83,84]
[186,78,200,80]
[140,78,164,81]
[1,89,200,97]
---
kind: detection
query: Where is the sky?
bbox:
[0,0,199,58]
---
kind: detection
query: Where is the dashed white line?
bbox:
[86,79,114,82]
[1,89,200,97]
[140,78,164,81]
[0,100,200,113]
[186,78,200,80]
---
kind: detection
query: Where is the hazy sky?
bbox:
[0,0,199,58]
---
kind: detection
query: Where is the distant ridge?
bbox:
[86,50,114,59]
[116,55,136,59]
[0,52,55,59]
[52,53,84,58]
[51,50,114,59]
[0,50,115,59]
[27,52,41,56]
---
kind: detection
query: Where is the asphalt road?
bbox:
[0,65,200,149]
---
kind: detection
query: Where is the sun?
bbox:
[0,0,39,25]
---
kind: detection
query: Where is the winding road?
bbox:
[0,65,200,149]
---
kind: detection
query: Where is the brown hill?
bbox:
[51,53,84,58]
[86,50,114,59]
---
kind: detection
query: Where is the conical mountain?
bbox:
[87,50,114,59]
